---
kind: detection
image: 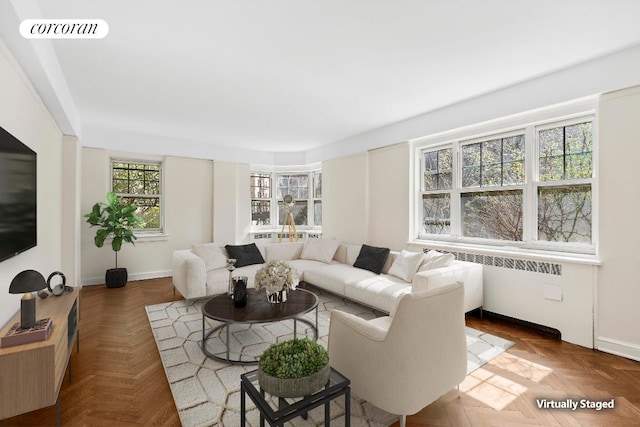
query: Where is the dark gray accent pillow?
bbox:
[225,243,265,268]
[353,244,390,274]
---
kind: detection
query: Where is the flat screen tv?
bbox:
[0,126,37,262]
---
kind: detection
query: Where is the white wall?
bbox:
[0,40,63,328]
[368,143,410,250]
[61,135,81,288]
[80,148,214,283]
[322,153,369,244]
[597,85,640,361]
[212,161,250,245]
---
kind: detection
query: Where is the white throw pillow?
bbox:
[300,239,341,264]
[418,250,455,271]
[192,243,228,271]
[388,250,424,282]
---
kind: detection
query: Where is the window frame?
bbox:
[414,109,596,255]
[312,170,322,228]
[531,116,595,252]
[249,167,322,230]
[250,172,273,227]
[110,158,164,235]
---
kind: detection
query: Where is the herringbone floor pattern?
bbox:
[1,277,639,426]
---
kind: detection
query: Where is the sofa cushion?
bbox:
[353,244,390,274]
[388,250,423,282]
[225,243,265,268]
[265,242,304,262]
[191,243,228,271]
[418,250,455,271]
[304,264,378,295]
[300,239,341,264]
[345,275,411,314]
[288,259,333,282]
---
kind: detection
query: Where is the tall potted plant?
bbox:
[85,192,142,288]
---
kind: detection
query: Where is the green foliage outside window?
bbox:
[112,161,161,230]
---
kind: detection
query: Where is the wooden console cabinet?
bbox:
[0,287,79,420]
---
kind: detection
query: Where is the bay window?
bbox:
[250,169,322,229]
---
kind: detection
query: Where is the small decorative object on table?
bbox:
[1,317,53,348]
[232,276,248,308]
[255,260,299,304]
[258,338,330,398]
[227,258,237,298]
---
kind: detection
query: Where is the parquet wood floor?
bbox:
[1,277,639,426]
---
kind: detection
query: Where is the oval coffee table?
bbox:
[201,288,319,365]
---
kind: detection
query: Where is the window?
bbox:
[536,121,593,244]
[111,160,162,232]
[313,171,322,227]
[417,116,594,253]
[421,148,452,234]
[278,174,308,225]
[460,133,525,241]
[249,169,322,228]
[250,173,271,226]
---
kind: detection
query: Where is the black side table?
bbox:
[240,367,351,426]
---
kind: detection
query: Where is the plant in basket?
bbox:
[258,338,330,398]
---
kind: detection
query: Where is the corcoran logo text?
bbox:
[20,19,108,39]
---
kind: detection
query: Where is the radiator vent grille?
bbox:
[423,249,562,276]
[253,233,273,240]
[277,233,304,240]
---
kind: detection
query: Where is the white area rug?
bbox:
[146,288,513,427]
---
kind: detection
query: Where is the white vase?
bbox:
[267,289,287,303]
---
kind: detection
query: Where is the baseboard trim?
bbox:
[82,270,172,286]
[478,310,562,340]
[596,336,640,362]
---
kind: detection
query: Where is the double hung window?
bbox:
[460,133,525,241]
[111,160,163,232]
[418,116,594,253]
[250,173,272,226]
[277,174,309,226]
[536,121,593,244]
[250,170,322,228]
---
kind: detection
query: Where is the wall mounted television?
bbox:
[0,126,37,262]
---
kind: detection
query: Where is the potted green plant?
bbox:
[258,338,330,398]
[84,192,142,288]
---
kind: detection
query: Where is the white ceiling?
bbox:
[4,1,640,161]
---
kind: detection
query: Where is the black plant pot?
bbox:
[106,268,128,288]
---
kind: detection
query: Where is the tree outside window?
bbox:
[111,161,162,231]
[422,147,452,235]
[537,121,593,244]
[418,116,594,252]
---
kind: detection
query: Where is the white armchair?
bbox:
[328,282,467,427]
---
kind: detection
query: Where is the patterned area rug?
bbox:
[146,288,513,427]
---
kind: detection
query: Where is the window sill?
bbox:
[409,239,600,266]
[249,229,322,234]
[105,233,170,244]
[135,233,169,243]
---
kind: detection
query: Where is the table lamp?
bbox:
[9,270,47,329]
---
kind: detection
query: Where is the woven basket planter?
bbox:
[258,363,330,398]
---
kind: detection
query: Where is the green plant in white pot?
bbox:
[84,192,142,288]
[258,338,330,398]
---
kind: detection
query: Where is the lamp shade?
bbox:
[9,270,46,294]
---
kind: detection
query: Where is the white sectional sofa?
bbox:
[172,241,483,314]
